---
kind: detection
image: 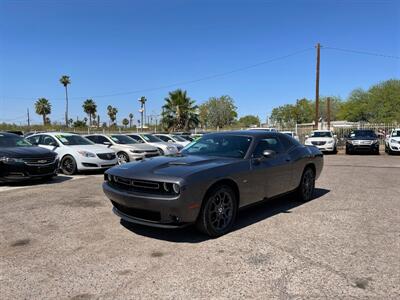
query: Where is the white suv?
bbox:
[85,134,159,164]
[26,132,117,175]
[385,129,400,154]
[305,130,338,153]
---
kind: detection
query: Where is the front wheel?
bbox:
[117,152,130,164]
[196,185,237,238]
[157,148,165,155]
[297,167,315,202]
[60,155,77,175]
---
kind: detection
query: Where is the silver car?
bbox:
[85,134,159,164]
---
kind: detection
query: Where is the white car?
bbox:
[85,134,160,164]
[26,132,118,175]
[280,131,300,141]
[125,133,180,155]
[154,133,191,147]
[385,128,400,154]
[304,130,338,153]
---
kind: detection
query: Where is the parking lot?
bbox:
[1,154,399,299]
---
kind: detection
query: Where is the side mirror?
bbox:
[262,149,276,158]
[49,142,58,147]
[305,135,309,139]
[103,141,112,147]
[333,134,337,138]
[386,135,390,139]
[168,140,174,143]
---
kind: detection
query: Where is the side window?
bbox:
[85,136,98,143]
[253,137,284,157]
[279,134,299,151]
[130,135,142,142]
[42,135,57,146]
[27,135,41,145]
[97,136,110,144]
[158,135,169,142]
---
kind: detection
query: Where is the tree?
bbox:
[34,98,52,125]
[107,105,118,126]
[73,120,87,128]
[122,118,129,128]
[161,89,199,131]
[129,113,134,128]
[82,99,97,126]
[238,115,260,127]
[59,75,71,127]
[199,95,237,128]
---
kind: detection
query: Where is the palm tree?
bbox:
[82,99,97,126]
[161,89,199,131]
[129,113,134,128]
[35,98,52,125]
[59,75,71,127]
[122,118,129,128]
[107,105,118,126]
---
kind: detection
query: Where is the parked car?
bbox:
[0,132,58,182]
[125,133,180,155]
[154,133,191,147]
[103,131,323,237]
[280,131,300,141]
[6,130,24,136]
[173,132,194,142]
[26,132,118,175]
[385,128,400,154]
[304,130,338,153]
[345,129,380,155]
[85,134,159,164]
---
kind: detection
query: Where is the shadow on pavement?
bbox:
[0,174,73,187]
[121,188,330,243]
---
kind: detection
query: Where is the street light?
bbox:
[138,96,147,131]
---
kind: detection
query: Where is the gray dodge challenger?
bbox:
[103,131,323,237]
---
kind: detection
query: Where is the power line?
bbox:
[323,46,400,59]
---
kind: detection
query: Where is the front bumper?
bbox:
[102,181,201,227]
[78,158,118,170]
[346,143,379,153]
[0,160,59,182]
[388,143,400,152]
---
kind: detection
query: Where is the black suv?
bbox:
[0,132,59,182]
[345,130,380,155]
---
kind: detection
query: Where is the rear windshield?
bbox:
[0,135,32,147]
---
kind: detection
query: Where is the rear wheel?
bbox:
[117,152,130,164]
[297,167,315,202]
[61,155,77,175]
[196,185,237,238]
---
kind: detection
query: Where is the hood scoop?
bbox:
[168,161,190,166]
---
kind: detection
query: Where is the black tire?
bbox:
[157,148,165,155]
[297,167,315,202]
[60,155,77,175]
[117,152,130,164]
[196,185,238,238]
[345,147,351,155]
[333,146,338,154]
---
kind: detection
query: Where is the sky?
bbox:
[0,0,399,125]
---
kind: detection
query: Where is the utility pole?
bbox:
[315,42,321,130]
[27,108,30,129]
[138,96,147,132]
[327,97,331,130]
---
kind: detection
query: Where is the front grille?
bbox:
[97,153,116,160]
[22,156,56,165]
[144,150,160,158]
[108,176,176,195]
[111,201,161,222]
[27,164,57,175]
[311,141,326,146]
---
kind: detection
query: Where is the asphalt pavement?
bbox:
[0,154,399,299]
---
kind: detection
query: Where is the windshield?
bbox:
[142,134,163,143]
[172,135,187,142]
[350,130,377,138]
[311,131,332,138]
[283,132,294,137]
[0,135,32,147]
[110,135,137,144]
[391,130,400,137]
[55,134,94,145]
[181,135,252,158]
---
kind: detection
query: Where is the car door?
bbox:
[250,137,292,198]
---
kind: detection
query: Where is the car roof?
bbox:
[0,132,21,137]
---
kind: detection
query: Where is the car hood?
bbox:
[0,146,56,158]
[389,136,400,142]
[307,137,333,141]
[107,155,236,180]
[68,144,115,153]
[123,143,158,151]
[148,142,177,149]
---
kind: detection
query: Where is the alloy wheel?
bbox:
[207,190,234,232]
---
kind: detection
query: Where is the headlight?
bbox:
[172,183,180,194]
[305,139,311,144]
[327,140,334,144]
[107,174,114,182]
[347,140,353,144]
[130,149,144,153]
[77,150,96,157]
[167,146,175,151]
[0,156,24,163]
[373,140,379,144]
[390,139,399,144]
